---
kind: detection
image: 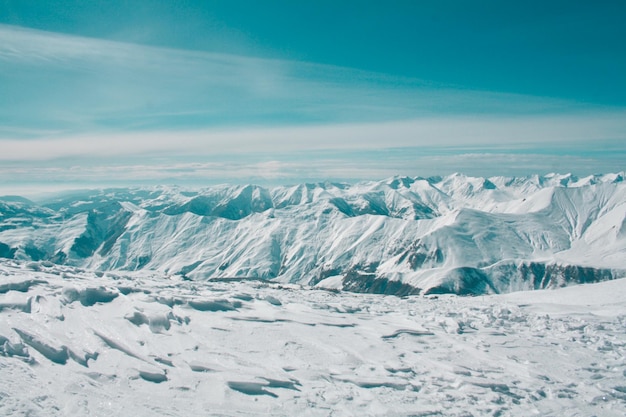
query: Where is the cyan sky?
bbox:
[1,1,625,193]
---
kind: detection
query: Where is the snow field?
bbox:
[0,260,624,416]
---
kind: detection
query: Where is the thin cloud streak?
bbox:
[0,24,596,138]
[2,113,625,161]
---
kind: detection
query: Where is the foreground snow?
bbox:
[1,260,624,416]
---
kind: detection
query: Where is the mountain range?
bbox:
[1,172,624,295]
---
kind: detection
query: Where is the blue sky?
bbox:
[1,1,625,192]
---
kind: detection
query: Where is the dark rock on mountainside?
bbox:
[341,269,421,297]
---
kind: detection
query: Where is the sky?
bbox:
[1,0,625,193]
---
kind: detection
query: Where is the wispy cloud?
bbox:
[1,114,625,161]
[0,24,596,137]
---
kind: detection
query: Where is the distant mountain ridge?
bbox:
[0,172,624,295]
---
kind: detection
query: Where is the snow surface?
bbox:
[0,259,625,416]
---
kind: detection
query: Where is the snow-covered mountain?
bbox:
[1,173,625,295]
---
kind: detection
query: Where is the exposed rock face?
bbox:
[341,269,422,297]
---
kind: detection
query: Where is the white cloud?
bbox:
[1,112,625,161]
